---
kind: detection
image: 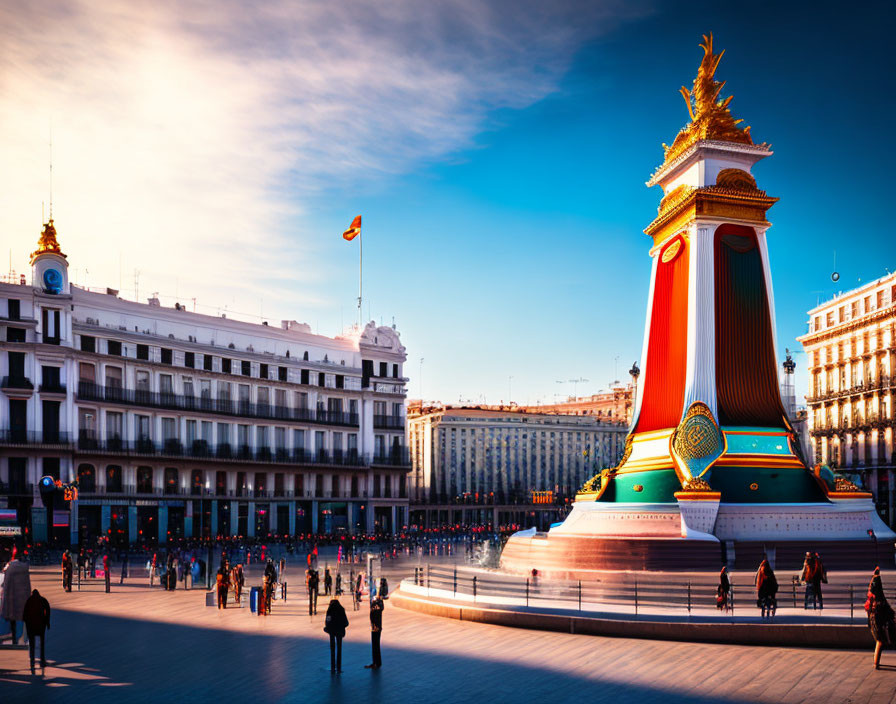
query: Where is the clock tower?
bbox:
[31,218,69,295]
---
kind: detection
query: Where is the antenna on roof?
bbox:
[49,123,53,220]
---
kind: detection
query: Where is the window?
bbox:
[191,469,203,495]
[183,376,194,398]
[41,365,61,390]
[42,400,60,440]
[222,358,232,374]
[331,475,339,497]
[318,372,325,387]
[81,335,96,352]
[301,369,310,385]
[185,351,195,368]
[107,340,122,356]
[79,409,96,440]
[7,299,20,320]
[136,415,151,444]
[392,364,399,378]
[257,387,270,409]
[217,423,230,446]
[137,344,149,360]
[259,363,268,379]
[160,374,173,397]
[105,365,123,389]
[335,374,344,389]
[6,327,25,342]
[278,366,287,382]
[238,384,250,411]
[186,419,197,446]
[106,411,123,443]
[293,429,305,453]
[379,362,388,377]
[161,348,173,365]
[241,360,251,376]
[42,309,61,343]
[237,424,249,449]
[216,471,227,495]
[106,465,123,493]
[162,417,178,441]
[203,354,213,371]
[78,464,96,493]
[164,468,179,494]
[137,467,153,493]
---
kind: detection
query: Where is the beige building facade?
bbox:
[798,272,896,523]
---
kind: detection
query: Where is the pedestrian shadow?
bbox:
[0,607,797,704]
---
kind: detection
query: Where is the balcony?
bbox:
[373,415,406,430]
[38,382,67,395]
[74,434,369,467]
[371,447,412,468]
[806,375,894,404]
[1,376,34,394]
[77,382,360,427]
[0,430,71,446]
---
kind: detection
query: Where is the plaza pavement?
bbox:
[0,562,895,704]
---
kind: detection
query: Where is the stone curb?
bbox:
[391,588,876,649]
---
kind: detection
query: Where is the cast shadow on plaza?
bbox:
[0,607,764,704]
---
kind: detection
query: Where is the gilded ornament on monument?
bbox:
[672,401,725,482]
[662,34,765,165]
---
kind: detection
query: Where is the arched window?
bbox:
[78,464,96,493]
[106,465,122,493]
[137,466,153,493]
[164,467,179,495]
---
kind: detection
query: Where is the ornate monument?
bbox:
[501,35,895,574]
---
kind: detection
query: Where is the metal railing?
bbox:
[373,415,406,430]
[1,376,34,390]
[74,434,370,467]
[77,382,360,427]
[0,430,72,445]
[410,566,896,622]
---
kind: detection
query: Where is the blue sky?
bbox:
[2,1,892,406]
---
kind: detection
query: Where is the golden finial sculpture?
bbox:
[30,218,66,263]
[662,34,757,164]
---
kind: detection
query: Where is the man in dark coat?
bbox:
[324,598,348,673]
[61,551,73,592]
[365,596,384,669]
[324,568,332,596]
[22,589,50,673]
[307,568,320,615]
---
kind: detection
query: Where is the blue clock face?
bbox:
[43,268,63,294]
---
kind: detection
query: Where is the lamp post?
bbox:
[629,362,641,425]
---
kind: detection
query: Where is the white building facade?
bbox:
[798,272,896,524]
[408,408,626,505]
[0,220,410,546]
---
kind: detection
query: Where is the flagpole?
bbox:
[358,228,363,329]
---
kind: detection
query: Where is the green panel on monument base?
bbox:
[598,469,682,503]
[708,466,827,503]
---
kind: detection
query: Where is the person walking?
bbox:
[335,573,343,596]
[103,553,111,593]
[866,567,896,669]
[22,589,50,673]
[119,552,129,585]
[324,568,333,596]
[755,558,778,619]
[231,564,244,604]
[813,552,826,610]
[216,563,230,609]
[354,572,363,611]
[324,598,349,673]
[379,577,389,600]
[61,551,73,592]
[307,567,320,615]
[800,552,817,609]
[149,553,157,587]
[365,595,384,669]
[716,566,731,612]
[1,552,31,645]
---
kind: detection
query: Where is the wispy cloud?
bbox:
[0,0,647,322]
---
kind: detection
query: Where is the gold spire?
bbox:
[30,218,66,263]
[661,34,757,165]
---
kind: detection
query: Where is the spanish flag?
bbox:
[342,215,361,241]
